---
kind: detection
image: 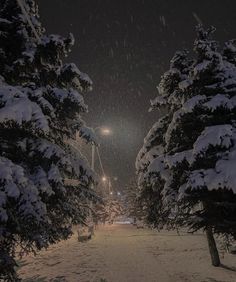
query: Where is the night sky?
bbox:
[38,0,236,189]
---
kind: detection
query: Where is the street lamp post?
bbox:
[91,144,95,171]
[102,176,118,198]
[91,127,111,173]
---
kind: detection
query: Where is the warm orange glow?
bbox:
[100,128,112,135]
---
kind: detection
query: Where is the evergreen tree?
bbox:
[223,39,236,66]
[0,0,96,280]
[136,50,192,229]
[136,26,236,266]
[123,179,146,225]
[94,196,123,224]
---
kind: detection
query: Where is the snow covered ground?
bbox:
[19,224,236,282]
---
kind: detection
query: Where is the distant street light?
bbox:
[102,176,107,182]
[101,128,112,135]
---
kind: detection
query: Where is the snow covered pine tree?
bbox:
[123,179,146,224]
[0,0,97,280]
[136,26,236,266]
[136,49,192,229]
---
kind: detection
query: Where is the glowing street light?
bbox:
[102,176,107,182]
[100,128,112,135]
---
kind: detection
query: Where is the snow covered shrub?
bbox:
[0,0,97,280]
[136,26,236,266]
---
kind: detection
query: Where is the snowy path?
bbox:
[19,224,236,282]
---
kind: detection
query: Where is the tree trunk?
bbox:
[206,226,220,267]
